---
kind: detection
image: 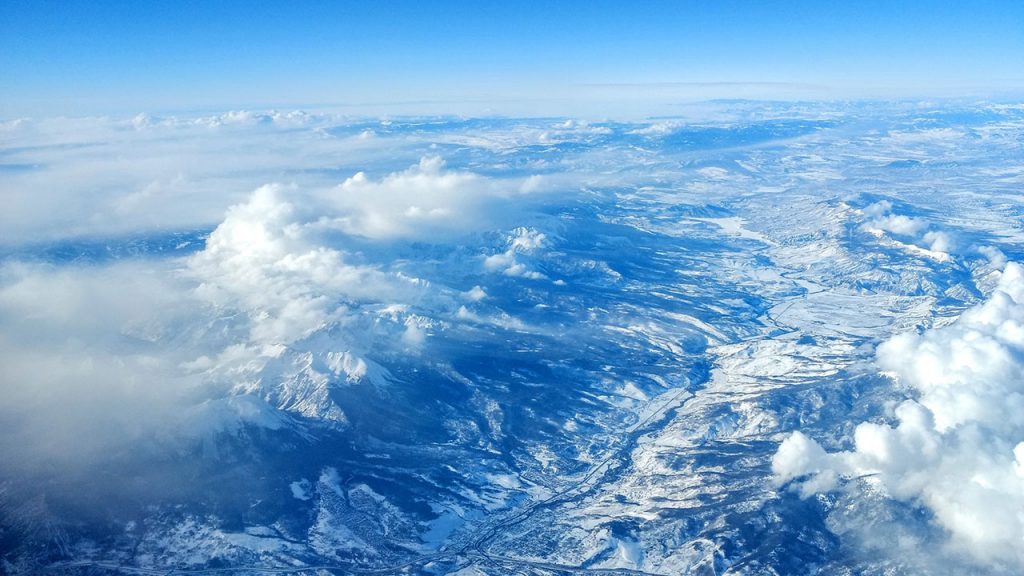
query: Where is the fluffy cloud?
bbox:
[861,200,957,255]
[188,184,413,346]
[0,197,399,471]
[922,230,954,253]
[1,110,565,250]
[483,227,548,280]
[0,136,561,474]
[323,156,539,240]
[0,147,553,476]
[0,114,446,244]
[979,245,1008,269]
[186,156,549,352]
[774,263,1024,567]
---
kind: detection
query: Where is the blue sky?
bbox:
[2,1,1022,117]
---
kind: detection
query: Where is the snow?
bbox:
[691,216,775,245]
[4,102,1024,575]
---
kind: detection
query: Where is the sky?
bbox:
[1,1,1023,117]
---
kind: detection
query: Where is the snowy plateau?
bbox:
[2,101,1024,575]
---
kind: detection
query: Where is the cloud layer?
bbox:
[0,145,557,479]
[774,263,1024,568]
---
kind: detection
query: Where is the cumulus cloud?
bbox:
[328,156,472,238]
[627,120,686,136]
[774,262,1024,568]
[0,137,559,479]
[862,200,926,236]
[483,227,549,280]
[861,200,957,256]
[464,285,488,301]
[182,155,551,356]
[0,191,406,471]
[978,245,1008,269]
[871,213,926,236]
[322,156,540,240]
[921,230,954,253]
[188,184,414,346]
[0,141,558,473]
[0,109,567,474]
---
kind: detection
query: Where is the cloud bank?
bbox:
[774,263,1024,568]
[0,113,515,245]
[0,147,553,480]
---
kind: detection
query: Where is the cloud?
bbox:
[862,200,927,235]
[0,113,431,245]
[0,139,557,482]
[0,176,422,477]
[861,200,957,256]
[771,431,840,497]
[483,227,548,280]
[184,157,550,356]
[0,243,356,478]
[0,109,567,479]
[870,213,926,236]
[188,183,413,346]
[922,230,954,253]
[978,245,1008,268]
[464,285,487,301]
[323,156,536,240]
[774,262,1024,568]
[0,261,208,472]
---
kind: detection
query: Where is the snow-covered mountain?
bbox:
[2,101,1023,574]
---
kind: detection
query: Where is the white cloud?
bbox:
[188,184,411,346]
[0,261,210,471]
[323,156,537,240]
[771,431,839,497]
[872,213,926,236]
[774,262,1024,568]
[464,285,488,301]
[401,319,428,347]
[0,172,445,474]
[0,113,433,244]
[862,199,893,218]
[861,200,957,256]
[0,136,558,475]
[862,200,926,236]
[484,227,548,280]
[979,245,1008,269]
[627,120,685,135]
[922,230,955,253]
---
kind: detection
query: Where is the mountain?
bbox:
[2,101,1023,574]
